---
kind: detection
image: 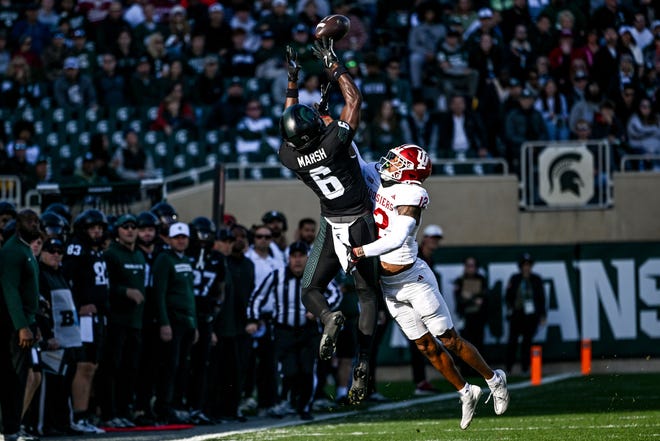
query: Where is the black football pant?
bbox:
[0,327,32,435]
[187,317,214,411]
[100,324,141,420]
[302,213,380,357]
[154,324,195,417]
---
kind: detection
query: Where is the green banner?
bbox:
[377,242,660,365]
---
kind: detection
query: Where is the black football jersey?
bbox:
[61,236,110,314]
[188,249,226,315]
[279,120,371,217]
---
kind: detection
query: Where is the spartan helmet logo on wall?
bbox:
[538,146,594,206]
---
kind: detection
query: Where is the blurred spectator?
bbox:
[534,77,570,140]
[235,98,279,156]
[331,0,369,52]
[229,4,260,53]
[192,54,224,106]
[506,24,534,84]
[288,21,320,77]
[548,29,581,88]
[1,141,33,191]
[384,58,412,115]
[630,12,653,51]
[606,53,638,100]
[162,58,192,99]
[297,73,322,107]
[503,88,548,173]
[165,5,191,59]
[89,132,121,183]
[529,13,555,57]
[453,256,489,353]
[360,54,391,122]
[569,80,602,132]
[613,83,637,126]
[223,27,257,78]
[145,32,171,79]
[0,30,9,75]
[296,0,323,30]
[95,53,127,108]
[1,56,43,109]
[53,56,97,112]
[589,0,631,35]
[566,69,589,109]
[469,33,504,98]
[408,1,446,91]
[183,33,208,75]
[619,26,643,67]
[436,28,477,98]
[591,99,627,160]
[438,94,488,162]
[37,0,60,32]
[500,0,534,43]
[58,0,85,32]
[6,120,40,165]
[150,83,197,135]
[112,129,157,180]
[67,29,96,75]
[592,26,630,92]
[205,77,247,129]
[113,28,140,81]
[195,3,232,56]
[626,97,660,170]
[540,1,587,35]
[571,118,592,140]
[10,3,51,55]
[129,55,162,107]
[254,30,284,87]
[133,3,166,54]
[400,97,440,158]
[642,34,660,72]
[0,1,21,32]
[41,32,67,82]
[576,27,600,69]
[78,0,113,27]
[368,99,405,156]
[70,152,108,185]
[96,1,131,54]
[464,7,504,52]
[505,253,546,374]
[258,0,298,50]
[13,34,43,73]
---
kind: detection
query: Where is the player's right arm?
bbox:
[353,205,420,259]
[284,45,301,110]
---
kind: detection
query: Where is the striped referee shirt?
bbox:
[247,267,342,328]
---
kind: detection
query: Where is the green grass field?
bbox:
[209,373,660,441]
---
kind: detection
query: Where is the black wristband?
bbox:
[331,65,348,81]
[286,88,299,98]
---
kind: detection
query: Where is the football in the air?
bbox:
[314,14,350,41]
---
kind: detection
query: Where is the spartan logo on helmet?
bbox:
[538,146,594,206]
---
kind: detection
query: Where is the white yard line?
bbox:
[177,372,581,441]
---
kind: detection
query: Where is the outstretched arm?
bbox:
[312,37,362,131]
[352,206,421,259]
[283,45,301,110]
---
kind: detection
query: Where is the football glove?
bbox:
[346,244,362,274]
[314,82,332,116]
[285,45,301,82]
[312,37,339,70]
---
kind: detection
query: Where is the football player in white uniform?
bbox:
[349,144,510,430]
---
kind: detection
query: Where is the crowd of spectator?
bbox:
[0,0,659,196]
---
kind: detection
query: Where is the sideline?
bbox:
[179,372,581,441]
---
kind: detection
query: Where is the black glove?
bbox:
[286,45,301,82]
[314,82,332,116]
[311,37,339,70]
[346,245,362,274]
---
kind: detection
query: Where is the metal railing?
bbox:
[620,154,660,172]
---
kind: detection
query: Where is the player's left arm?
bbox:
[351,205,421,259]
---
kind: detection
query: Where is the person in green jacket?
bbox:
[101,214,146,428]
[0,209,43,439]
[152,222,198,424]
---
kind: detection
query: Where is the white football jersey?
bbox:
[373,182,430,265]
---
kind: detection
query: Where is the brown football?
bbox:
[314,14,350,41]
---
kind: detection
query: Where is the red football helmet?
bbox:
[378,144,432,184]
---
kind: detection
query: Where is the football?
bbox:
[314,14,350,41]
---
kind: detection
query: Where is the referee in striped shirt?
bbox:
[246,241,342,420]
